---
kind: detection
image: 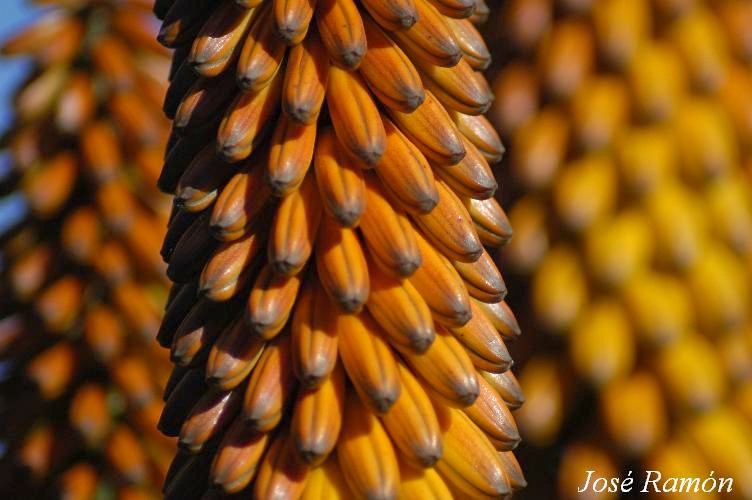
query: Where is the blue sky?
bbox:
[0,0,39,236]
[0,0,40,133]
